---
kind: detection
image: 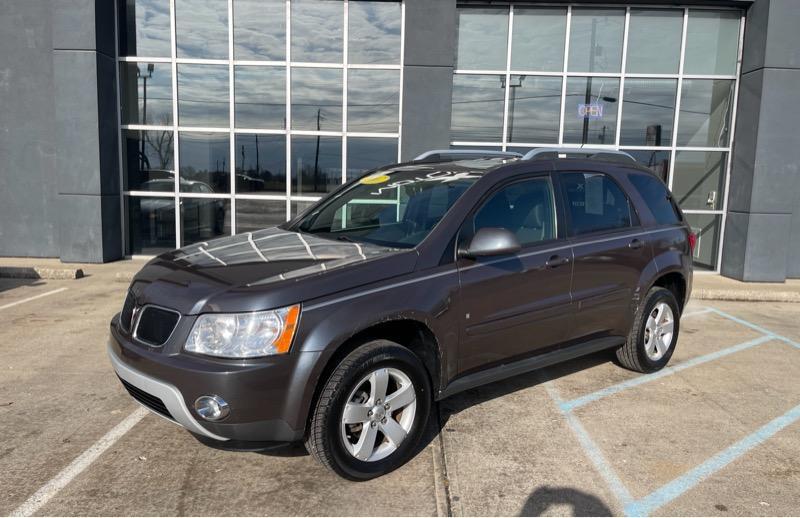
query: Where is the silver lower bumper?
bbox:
[108,342,229,441]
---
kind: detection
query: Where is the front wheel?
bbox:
[305,340,431,480]
[616,287,680,373]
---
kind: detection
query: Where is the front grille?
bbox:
[119,377,173,420]
[134,306,180,346]
[120,292,135,332]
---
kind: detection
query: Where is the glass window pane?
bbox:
[177,64,229,127]
[684,213,721,270]
[175,0,229,59]
[562,77,620,145]
[451,75,505,142]
[677,79,734,147]
[120,63,173,125]
[348,1,401,65]
[291,136,342,195]
[179,132,230,193]
[672,151,727,211]
[291,68,342,131]
[507,75,561,144]
[291,200,317,218]
[510,8,567,72]
[181,198,231,245]
[234,66,286,129]
[118,0,172,57]
[473,178,556,246]
[560,172,633,235]
[291,0,343,63]
[456,8,508,70]
[623,149,671,182]
[122,129,175,191]
[127,196,176,254]
[346,137,397,180]
[568,8,624,73]
[234,134,286,194]
[626,9,683,74]
[684,10,740,75]
[233,0,285,61]
[620,79,677,146]
[347,69,400,133]
[628,173,681,225]
[235,199,286,233]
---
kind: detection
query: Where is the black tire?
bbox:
[616,286,680,373]
[305,340,431,480]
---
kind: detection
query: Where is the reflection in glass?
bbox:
[511,8,567,72]
[291,0,343,63]
[562,77,620,145]
[179,132,230,193]
[120,62,172,125]
[346,138,398,180]
[623,150,671,182]
[684,213,721,270]
[456,8,508,70]
[347,69,400,133]
[568,8,624,73]
[235,199,287,234]
[233,0,285,61]
[118,0,172,57]
[177,64,229,127]
[291,68,342,131]
[234,66,286,129]
[672,151,727,211]
[291,200,317,219]
[620,79,677,146]
[451,75,504,142]
[677,79,734,147]
[349,1,401,65]
[175,0,229,59]
[684,10,740,75]
[181,198,231,246]
[234,134,286,194]
[507,75,561,143]
[123,130,175,191]
[291,136,342,195]
[626,9,683,74]
[127,196,177,254]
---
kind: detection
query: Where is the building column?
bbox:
[721,0,800,281]
[52,0,122,262]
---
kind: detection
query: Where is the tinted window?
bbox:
[472,178,556,246]
[628,174,681,225]
[561,173,633,235]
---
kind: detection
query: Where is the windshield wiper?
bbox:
[336,235,356,243]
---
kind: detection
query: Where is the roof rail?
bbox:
[521,147,636,163]
[413,149,523,163]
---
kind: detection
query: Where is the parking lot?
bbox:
[2,264,800,516]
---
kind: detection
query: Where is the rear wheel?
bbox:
[616,287,680,373]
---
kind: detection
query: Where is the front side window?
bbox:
[561,172,633,235]
[628,173,681,225]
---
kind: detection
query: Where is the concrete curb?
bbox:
[693,289,800,303]
[0,266,84,280]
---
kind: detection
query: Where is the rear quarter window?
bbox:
[628,173,682,225]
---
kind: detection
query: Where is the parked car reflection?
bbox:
[138,179,228,244]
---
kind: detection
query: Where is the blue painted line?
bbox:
[625,403,800,517]
[561,335,774,412]
[543,380,633,507]
[710,307,800,349]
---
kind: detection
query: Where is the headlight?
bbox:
[184,305,300,358]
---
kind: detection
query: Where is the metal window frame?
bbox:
[451,3,745,274]
[116,0,405,254]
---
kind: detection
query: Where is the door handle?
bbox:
[546,255,570,268]
[629,238,645,250]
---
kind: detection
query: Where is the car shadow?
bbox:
[0,277,46,294]
[519,486,613,516]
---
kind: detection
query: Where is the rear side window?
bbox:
[560,172,633,235]
[628,173,681,225]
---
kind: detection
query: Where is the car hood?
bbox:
[129,227,418,314]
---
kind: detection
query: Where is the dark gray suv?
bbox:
[109,149,693,480]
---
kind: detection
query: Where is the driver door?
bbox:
[456,174,573,375]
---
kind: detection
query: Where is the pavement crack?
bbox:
[433,402,454,517]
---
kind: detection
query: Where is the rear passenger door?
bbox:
[558,170,653,341]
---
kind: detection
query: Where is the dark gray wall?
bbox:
[721,0,800,281]
[0,1,59,257]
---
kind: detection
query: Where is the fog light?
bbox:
[194,395,230,421]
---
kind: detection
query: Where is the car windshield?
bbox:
[295,168,482,248]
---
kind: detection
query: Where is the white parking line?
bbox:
[0,288,68,311]
[11,408,148,517]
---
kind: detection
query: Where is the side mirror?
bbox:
[458,227,522,259]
